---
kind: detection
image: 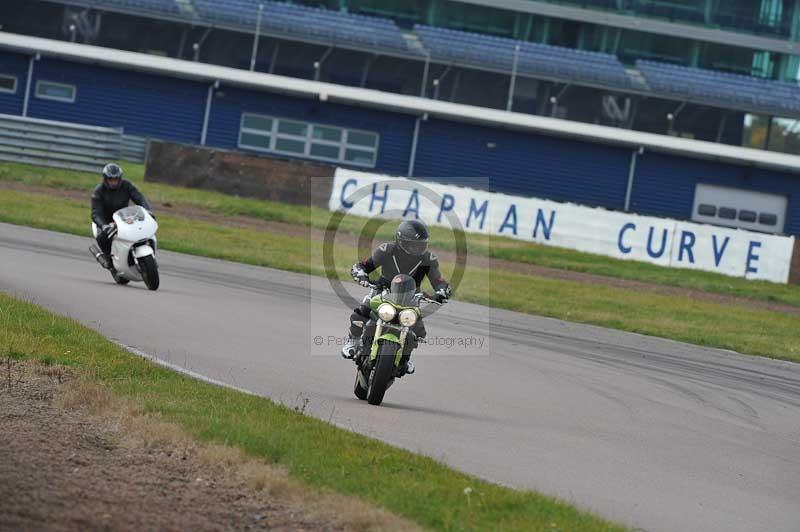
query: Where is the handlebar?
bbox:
[360,281,445,306]
[415,292,444,306]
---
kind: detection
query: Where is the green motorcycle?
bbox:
[353,274,442,406]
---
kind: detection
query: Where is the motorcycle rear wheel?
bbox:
[111,270,130,285]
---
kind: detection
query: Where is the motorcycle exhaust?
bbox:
[89,244,111,270]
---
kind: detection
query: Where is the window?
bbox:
[697,204,716,216]
[692,183,787,234]
[35,81,76,103]
[240,115,272,150]
[738,210,757,223]
[0,75,17,94]
[759,213,778,226]
[238,113,379,167]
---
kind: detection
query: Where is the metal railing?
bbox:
[120,134,148,164]
[0,114,124,173]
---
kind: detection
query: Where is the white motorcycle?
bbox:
[89,205,160,290]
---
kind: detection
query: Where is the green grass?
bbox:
[1,186,798,363]
[0,292,626,531]
[2,161,799,308]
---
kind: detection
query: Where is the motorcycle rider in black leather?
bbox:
[91,163,152,269]
[341,220,452,375]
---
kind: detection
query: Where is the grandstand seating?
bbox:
[50,0,415,54]
[55,0,181,16]
[194,0,415,53]
[637,61,800,116]
[415,25,632,89]
[40,0,800,118]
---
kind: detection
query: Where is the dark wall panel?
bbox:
[0,50,31,116]
[414,118,633,209]
[633,152,800,234]
[27,58,207,142]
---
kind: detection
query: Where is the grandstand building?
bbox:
[2,0,800,152]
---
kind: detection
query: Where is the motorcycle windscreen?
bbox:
[116,206,146,223]
[385,285,416,307]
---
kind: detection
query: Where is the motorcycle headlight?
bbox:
[377,303,397,322]
[398,309,417,327]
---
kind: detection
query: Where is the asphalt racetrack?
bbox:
[2,222,799,532]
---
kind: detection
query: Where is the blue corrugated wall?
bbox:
[633,152,800,235]
[0,50,798,235]
[27,57,206,142]
[0,51,29,116]
[415,118,632,209]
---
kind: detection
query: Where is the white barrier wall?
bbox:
[330,169,796,284]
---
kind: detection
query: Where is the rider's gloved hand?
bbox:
[434,285,451,303]
[351,264,371,287]
[101,223,117,238]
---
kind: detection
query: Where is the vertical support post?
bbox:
[704,0,713,23]
[624,147,641,212]
[716,113,728,143]
[506,44,520,112]
[419,53,430,97]
[313,47,334,82]
[22,54,36,118]
[791,0,800,41]
[407,115,423,177]
[689,42,701,67]
[94,11,102,41]
[193,27,212,62]
[360,55,376,88]
[523,14,533,41]
[431,65,451,101]
[448,70,462,101]
[425,1,438,25]
[250,3,264,72]
[269,41,280,74]
[200,81,216,146]
[177,27,188,59]
[612,27,622,54]
[765,116,774,150]
[789,237,800,284]
[536,83,551,115]
[625,97,639,129]
[600,26,609,53]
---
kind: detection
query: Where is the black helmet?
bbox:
[102,163,123,190]
[396,220,429,256]
[387,274,416,306]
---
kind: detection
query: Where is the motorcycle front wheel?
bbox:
[366,342,399,406]
[354,370,368,401]
[139,255,160,291]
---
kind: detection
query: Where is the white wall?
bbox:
[330,169,796,284]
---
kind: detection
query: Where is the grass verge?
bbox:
[1,161,799,308]
[1,186,798,362]
[0,292,626,531]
